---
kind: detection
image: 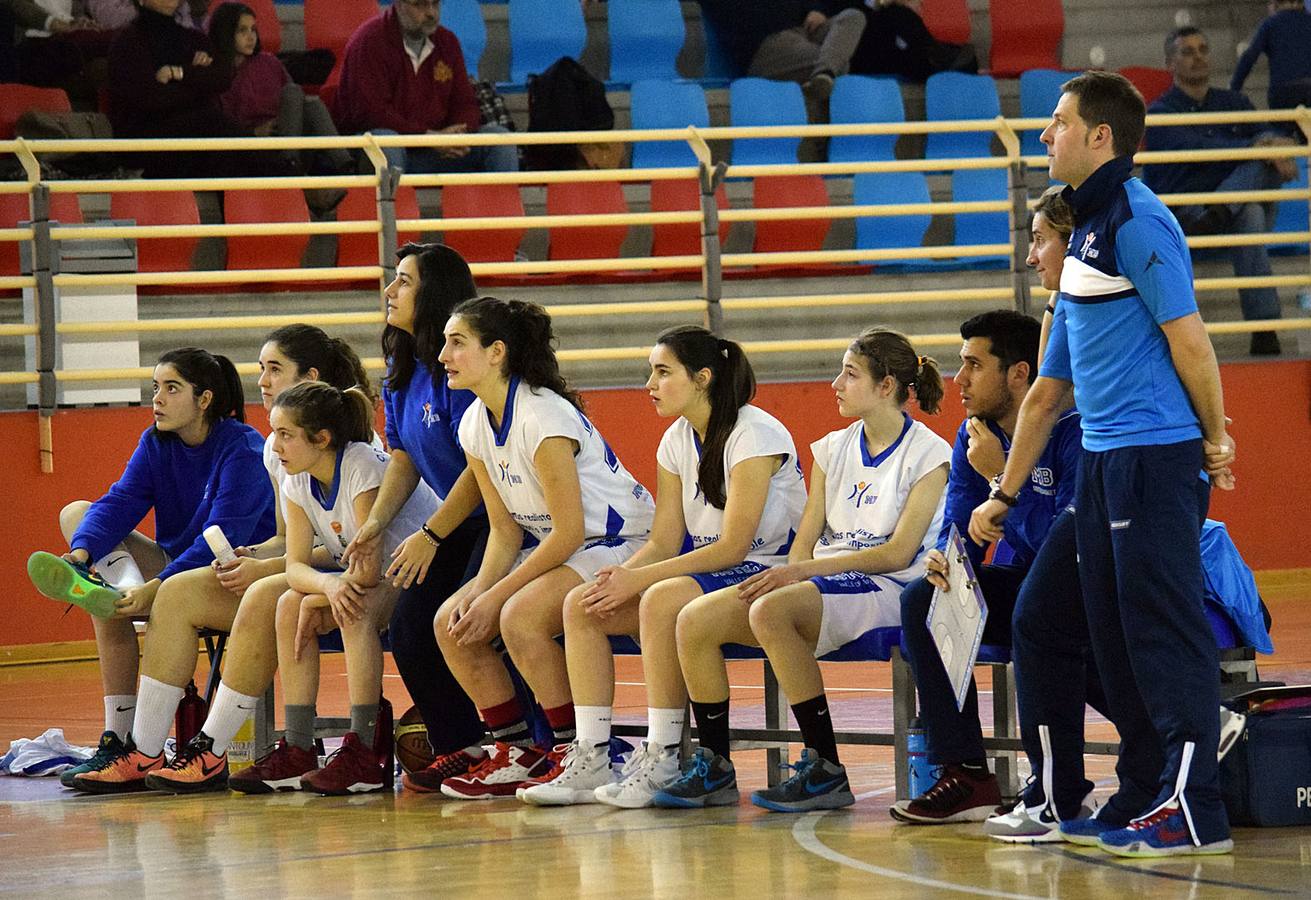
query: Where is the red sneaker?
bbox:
[228,739,319,794]
[439,742,552,800]
[513,743,571,796]
[301,733,388,795]
[401,748,485,793]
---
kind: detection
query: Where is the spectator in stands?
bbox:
[1142,26,1298,356]
[106,0,288,179]
[822,0,977,82]
[889,309,1082,826]
[334,0,518,175]
[11,1,112,103]
[89,0,205,29]
[208,3,353,179]
[1232,0,1311,114]
[696,0,865,116]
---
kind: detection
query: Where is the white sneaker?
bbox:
[518,741,610,806]
[594,740,679,809]
[985,790,1096,844]
[1218,705,1246,762]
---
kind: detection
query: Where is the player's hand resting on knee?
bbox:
[322,574,366,625]
[448,592,499,646]
[579,566,643,617]
[295,598,335,661]
[737,564,803,603]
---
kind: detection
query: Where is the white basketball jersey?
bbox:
[266,430,384,517]
[811,415,951,583]
[459,380,654,544]
[655,405,807,563]
[282,441,437,565]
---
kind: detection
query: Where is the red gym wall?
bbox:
[2,359,1308,649]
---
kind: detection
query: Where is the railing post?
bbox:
[686,126,728,337]
[995,116,1031,315]
[362,132,396,305]
[1298,107,1311,299]
[30,182,58,473]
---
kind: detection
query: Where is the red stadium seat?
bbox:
[0,192,81,278]
[745,175,868,277]
[304,0,378,85]
[546,180,628,262]
[1118,66,1175,106]
[987,0,1063,77]
[0,84,71,140]
[649,178,729,261]
[919,0,971,46]
[336,186,422,267]
[440,183,526,264]
[223,190,310,270]
[243,0,282,55]
[109,191,200,273]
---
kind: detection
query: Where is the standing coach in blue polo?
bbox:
[970,71,1237,858]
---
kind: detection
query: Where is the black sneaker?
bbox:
[751,748,854,813]
[60,731,125,788]
[651,747,738,808]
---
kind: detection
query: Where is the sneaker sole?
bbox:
[440,783,520,800]
[751,789,855,813]
[27,552,120,618]
[145,772,228,794]
[1098,837,1234,858]
[652,787,739,809]
[1060,829,1112,847]
[520,786,603,806]
[304,780,385,796]
[228,774,306,794]
[70,775,152,795]
[889,803,996,824]
[986,827,1066,844]
[595,790,659,809]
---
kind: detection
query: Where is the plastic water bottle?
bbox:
[906,717,933,799]
[174,681,207,749]
[228,715,256,774]
[203,525,239,566]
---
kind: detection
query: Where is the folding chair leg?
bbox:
[891,646,916,801]
[254,684,276,753]
[991,662,1019,798]
[763,661,787,787]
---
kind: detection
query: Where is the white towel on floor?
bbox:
[0,728,94,776]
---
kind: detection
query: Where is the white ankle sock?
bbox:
[646,707,686,749]
[131,677,185,757]
[575,705,612,747]
[93,548,144,590]
[203,683,261,755]
[104,695,136,740]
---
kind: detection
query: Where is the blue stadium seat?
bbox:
[508,0,587,84]
[700,12,742,84]
[441,0,487,76]
[1018,69,1071,159]
[924,72,1001,161]
[829,75,904,164]
[730,78,806,167]
[608,0,684,84]
[630,80,709,169]
[1272,156,1309,256]
[853,171,932,267]
[950,168,1009,268]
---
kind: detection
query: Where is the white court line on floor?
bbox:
[791,787,1050,900]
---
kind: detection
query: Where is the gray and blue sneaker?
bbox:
[27,552,122,619]
[651,747,738,808]
[59,731,126,788]
[751,748,854,813]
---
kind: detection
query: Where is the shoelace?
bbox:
[466,743,514,778]
[776,755,818,789]
[165,742,206,770]
[1127,806,1177,832]
[918,771,972,808]
[674,753,712,786]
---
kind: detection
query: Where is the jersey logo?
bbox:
[847,481,876,508]
[498,460,523,485]
[433,60,453,83]
[421,402,440,428]
[1078,231,1099,260]
[1144,251,1163,273]
[1030,467,1054,488]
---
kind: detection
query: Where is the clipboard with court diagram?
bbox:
[926,524,989,712]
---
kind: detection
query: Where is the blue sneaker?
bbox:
[1059,812,1121,846]
[751,748,854,813]
[59,731,126,788]
[651,747,738,808]
[1098,805,1234,858]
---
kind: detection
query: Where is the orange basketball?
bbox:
[394,705,435,774]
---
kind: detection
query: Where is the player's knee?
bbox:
[58,499,92,538]
[638,580,684,633]
[899,577,931,620]
[274,590,303,628]
[748,593,784,637]
[674,600,712,650]
[562,585,592,631]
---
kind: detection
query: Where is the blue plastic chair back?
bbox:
[609,0,684,84]
[952,168,1009,267]
[441,0,487,76]
[1019,68,1070,158]
[854,172,931,266]
[924,72,1001,161]
[730,78,805,167]
[508,0,587,84]
[1272,156,1310,255]
[829,75,904,164]
[631,80,708,169]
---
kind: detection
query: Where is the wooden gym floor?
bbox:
[1,594,1309,898]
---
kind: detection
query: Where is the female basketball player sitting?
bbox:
[518,325,806,808]
[663,327,951,811]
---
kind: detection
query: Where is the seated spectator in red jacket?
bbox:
[209,2,352,177]
[334,0,517,174]
[107,0,287,178]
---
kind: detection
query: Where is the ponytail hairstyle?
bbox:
[157,347,246,426]
[272,381,374,451]
[207,2,258,71]
[451,296,583,412]
[655,325,755,510]
[848,327,945,415]
[384,243,478,392]
[264,323,377,405]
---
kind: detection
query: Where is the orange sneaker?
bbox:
[145,732,228,794]
[70,736,163,794]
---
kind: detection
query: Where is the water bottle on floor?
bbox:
[907,717,933,798]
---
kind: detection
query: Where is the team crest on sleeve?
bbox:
[1078,231,1099,260]
[421,402,440,428]
[847,481,876,508]
[433,61,453,83]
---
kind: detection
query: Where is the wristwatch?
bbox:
[988,474,1019,508]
